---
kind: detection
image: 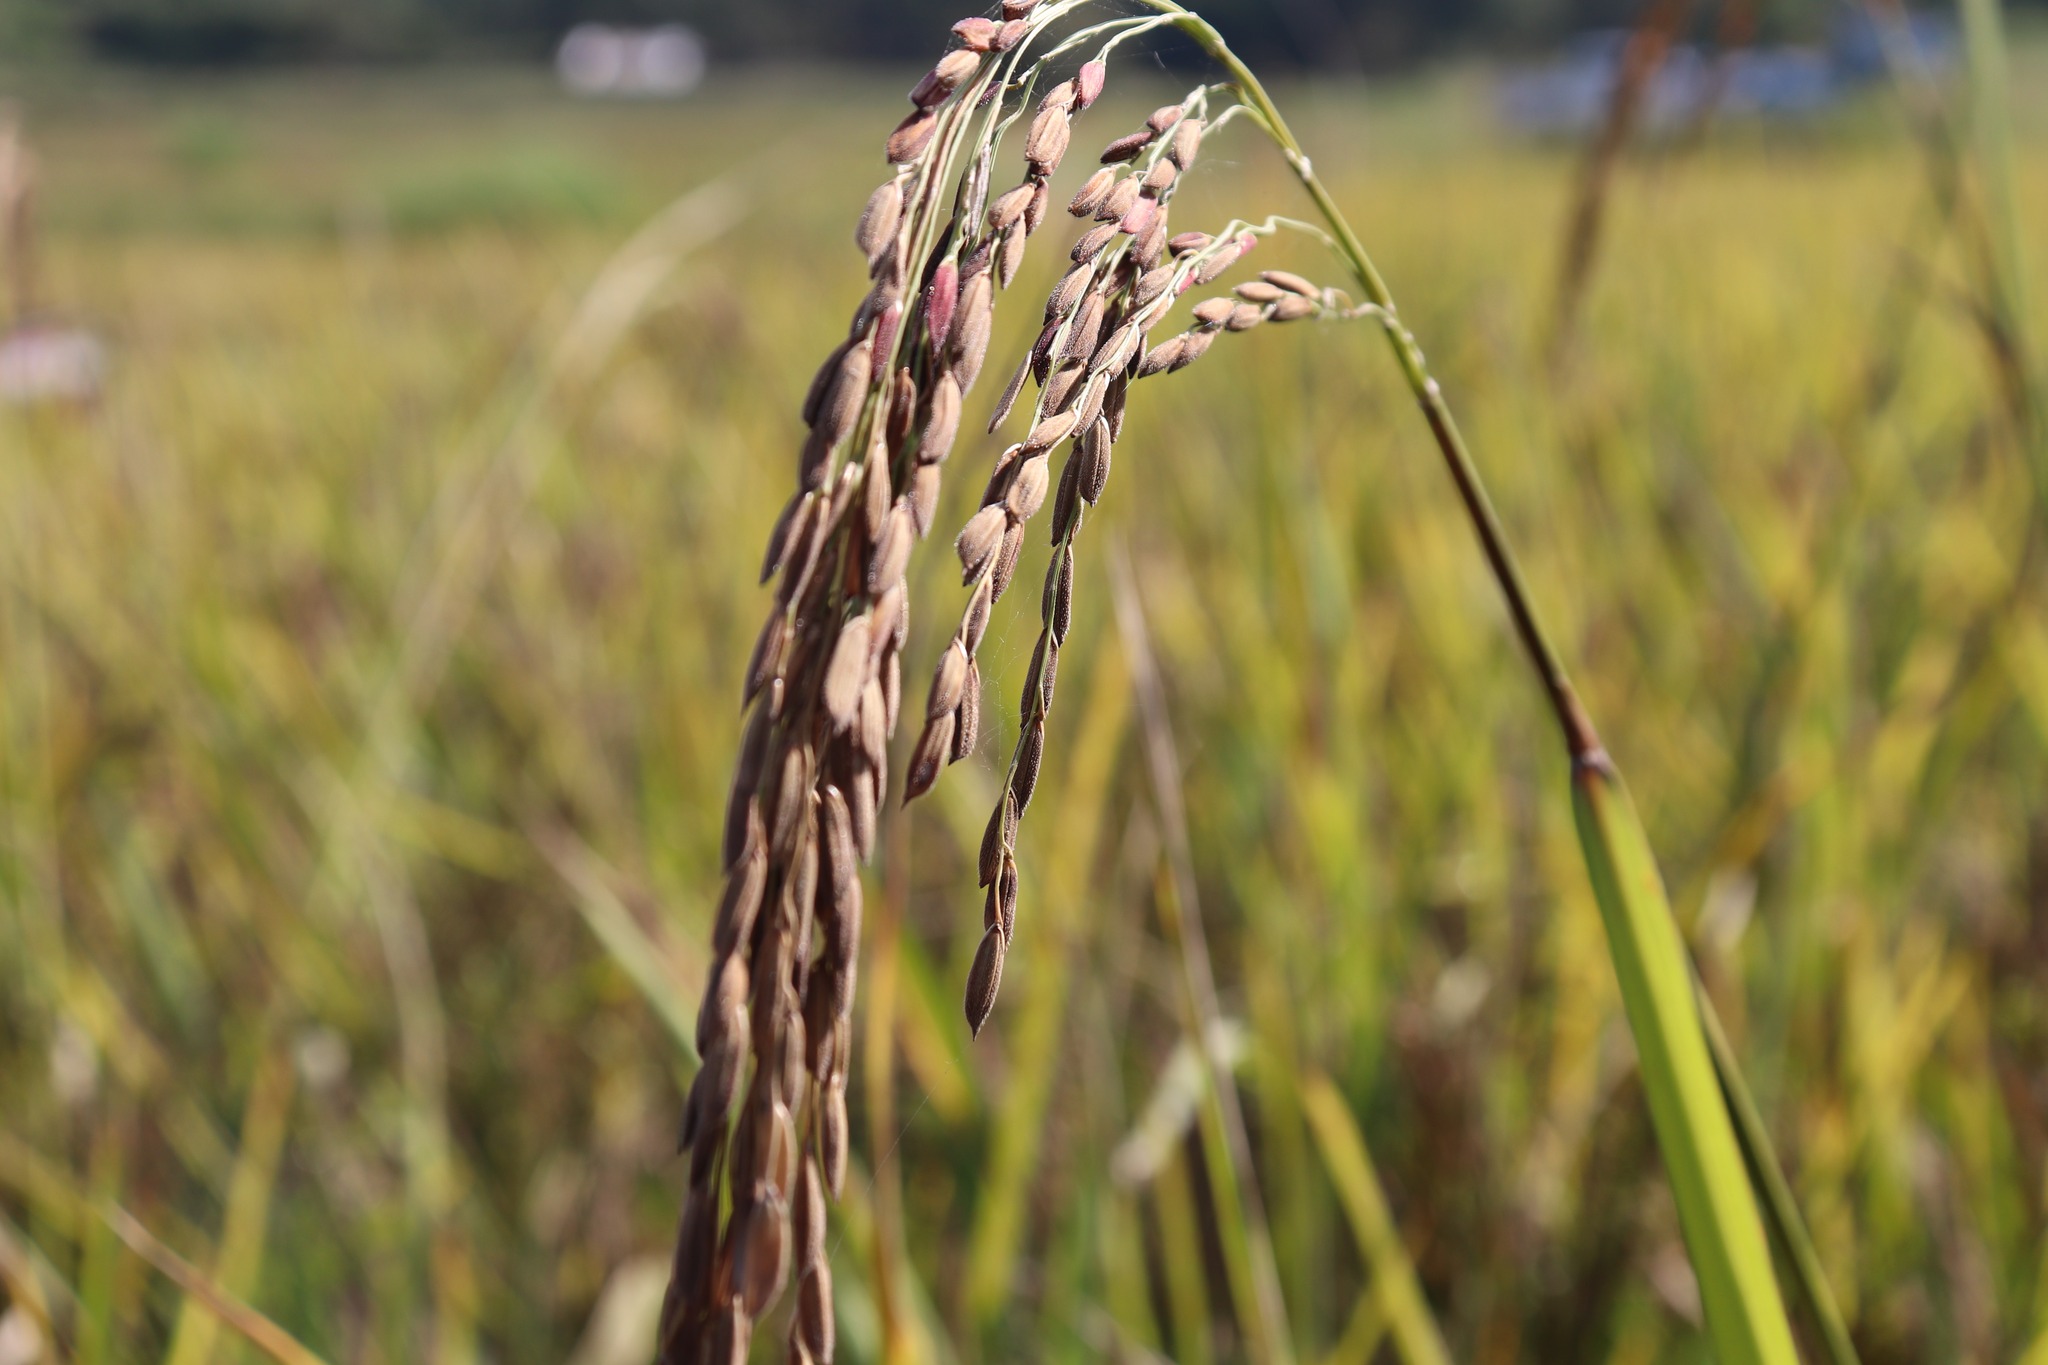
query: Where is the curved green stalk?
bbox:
[1135,6,1807,1360]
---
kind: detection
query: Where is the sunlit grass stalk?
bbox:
[1111,545,1295,1365]
[1870,0,2044,488]
[0,1131,331,1365]
[1129,5,1804,1360]
[1545,0,1693,362]
[961,652,1132,1323]
[1952,0,2048,597]
[1956,0,2032,386]
[1957,12,2048,1338]
[1298,1072,1452,1365]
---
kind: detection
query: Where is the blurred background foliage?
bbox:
[4,0,2043,65]
[1,5,2047,1365]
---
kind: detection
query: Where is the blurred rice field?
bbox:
[3,53,2048,1365]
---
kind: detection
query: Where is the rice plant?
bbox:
[656,4,1825,1360]
[4,14,2043,1365]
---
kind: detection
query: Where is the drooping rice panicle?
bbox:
[659,4,1230,1356]
[902,74,1357,1033]
[657,9,1079,1356]
[668,6,1805,1362]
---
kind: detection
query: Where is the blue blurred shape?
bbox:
[1495,9,1956,136]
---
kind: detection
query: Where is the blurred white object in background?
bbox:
[0,1307,46,1365]
[0,325,106,405]
[635,25,709,94]
[1,107,107,408]
[557,24,707,99]
[557,23,627,94]
[565,1256,670,1365]
[46,1019,99,1110]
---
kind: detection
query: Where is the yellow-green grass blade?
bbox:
[166,1040,297,1365]
[1298,1072,1451,1365]
[1318,1293,1389,1365]
[527,818,704,1065]
[78,1124,123,1365]
[1099,1186,1163,1354]
[1155,1147,1216,1365]
[1572,758,1798,1365]
[103,1204,333,1365]
[0,1132,330,1365]
[963,643,1131,1321]
[1957,0,2033,370]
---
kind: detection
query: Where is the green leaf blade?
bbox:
[1572,760,1799,1365]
